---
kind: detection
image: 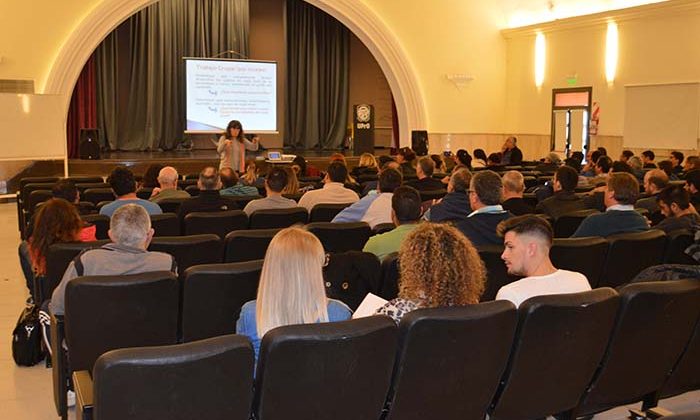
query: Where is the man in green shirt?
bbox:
[363,186,421,260]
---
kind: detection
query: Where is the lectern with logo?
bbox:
[353,104,374,156]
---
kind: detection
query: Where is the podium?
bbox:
[353,104,374,156]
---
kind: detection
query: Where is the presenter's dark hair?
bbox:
[266,167,288,192]
[392,186,422,223]
[326,162,348,183]
[108,166,136,196]
[225,120,245,141]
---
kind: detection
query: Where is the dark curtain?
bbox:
[285,0,349,149]
[391,96,399,151]
[66,56,97,158]
[95,0,249,151]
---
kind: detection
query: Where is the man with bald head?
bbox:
[635,169,669,216]
[501,170,534,215]
[150,166,190,204]
[177,166,237,221]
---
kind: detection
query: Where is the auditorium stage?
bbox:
[67,148,392,177]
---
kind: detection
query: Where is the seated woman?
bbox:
[473,149,488,168]
[351,153,379,179]
[236,227,352,359]
[377,223,486,323]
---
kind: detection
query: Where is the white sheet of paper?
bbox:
[352,293,389,319]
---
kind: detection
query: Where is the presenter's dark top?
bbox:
[455,208,512,247]
[571,209,649,238]
[406,177,445,192]
[177,190,237,221]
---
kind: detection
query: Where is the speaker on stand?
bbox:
[411,130,429,156]
[79,128,100,160]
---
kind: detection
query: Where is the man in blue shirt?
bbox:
[100,166,162,217]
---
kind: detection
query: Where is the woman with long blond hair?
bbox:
[281,166,300,195]
[351,153,379,178]
[376,223,486,323]
[236,227,352,359]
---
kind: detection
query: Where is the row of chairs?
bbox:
[52,273,699,419]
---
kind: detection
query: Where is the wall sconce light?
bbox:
[535,32,546,88]
[605,21,618,84]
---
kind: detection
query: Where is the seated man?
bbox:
[635,169,669,216]
[455,170,512,246]
[363,186,421,260]
[670,151,684,174]
[177,167,236,221]
[49,204,177,316]
[572,172,649,237]
[362,159,400,196]
[219,167,260,197]
[332,168,402,228]
[501,171,534,216]
[243,167,298,216]
[405,157,444,192]
[496,215,590,308]
[298,161,359,211]
[535,165,586,220]
[100,166,163,217]
[641,150,657,168]
[424,168,472,222]
[684,155,700,172]
[149,166,190,203]
[684,169,700,208]
[654,185,700,233]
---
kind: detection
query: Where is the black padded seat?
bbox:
[378,252,400,301]
[157,197,191,214]
[184,210,248,239]
[249,207,308,229]
[562,280,700,418]
[488,288,620,420]
[20,177,59,190]
[372,223,396,235]
[75,182,109,194]
[81,214,110,240]
[306,222,372,253]
[150,212,180,236]
[148,235,223,277]
[599,229,667,288]
[419,189,447,202]
[309,203,353,222]
[323,251,381,310]
[477,245,521,302]
[82,188,115,205]
[224,228,280,263]
[181,260,263,342]
[227,195,262,209]
[75,335,254,420]
[136,187,153,199]
[27,190,53,214]
[282,192,304,202]
[185,184,200,196]
[385,302,518,420]
[253,317,398,420]
[43,240,110,304]
[65,176,104,184]
[664,229,697,265]
[550,237,608,288]
[553,209,599,238]
[522,193,538,208]
[22,183,56,213]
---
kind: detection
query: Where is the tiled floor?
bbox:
[0,201,697,419]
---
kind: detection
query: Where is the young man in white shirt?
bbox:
[298,161,359,211]
[495,215,590,308]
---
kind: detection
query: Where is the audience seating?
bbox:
[373,223,396,235]
[42,240,110,305]
[309,203,353,222]
[53,271,179,420]
[550,237,608,288]
[150,213,181,236]
[560,280,700,419]
[323,251,381,310]
[418,189,447,202]
[20,177,59,190]
[83,188,116,205]
[148,235,223,277]
[81,214,110,240]
[521,192,538,208]
[523,176,537,189]
[488,288,620,419]
[664,229,697,265]
[227,195,260,209]
[248,207,308,229]
[384,302,517,420]
[136,187,153,199]
[598,229,667,288]
[282,192,304,202]
[378,252,400,301]
[157,197,190,214]
[553,209,599,238]
[96,200,112,211]
[184,210,248,239]
[477,245,521,302]
[65,176,104,184]
[306,222,372,253]
[27,190,54,214]
[185,185,200,196]
[252,317,398,420]
[224,229,280,263]
[181,260,263,342]
[177,178,198,188]
[184,173,199,180]
[74,335,254,420]
[75,182,110,194]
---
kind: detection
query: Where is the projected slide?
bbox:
[185,58,277,133]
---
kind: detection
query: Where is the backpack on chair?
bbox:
[12,303,45,366]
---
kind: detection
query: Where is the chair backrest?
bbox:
[150,213,180,237]
[323,251,381,310]
[306,222,372,253]
[27,190,54,214]
[224,228,280,263]
[136,187,153,200]
[554,209,600,238]
[43,240,110,304]
[157,197,191,214]
[379,252,400,301]
[477,245,522,301]
[20,177,59,191]
[22,183,56,210]
[419,189,447,202]
[92,334,253,420]
[373,223,396,235]
[148,235,223,276]
[66,176,104,184]
[664,229,697,264]
[253,316,398,420]
[386,302,518,420]
[185,184,200,196]
[658,314,700,401]
[599,229,667,288]
[281,192,304,202]
[181,260,263,342]
[83,188,116,205]
[489,288,620,419]
[249,207,308,229]
[184,210,248,239]
[64,271,179,373]
[550,237,608,288]
[309,203,353,222]
[227,195,261,209]
[81,214,110,240]
[571,280,700,417]
[75,182,110,194]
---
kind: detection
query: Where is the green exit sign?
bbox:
[566,76,577,86]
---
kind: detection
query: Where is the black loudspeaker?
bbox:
[79,129,100,160]
[411,130,429,156]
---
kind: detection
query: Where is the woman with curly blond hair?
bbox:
[376,223,486,323]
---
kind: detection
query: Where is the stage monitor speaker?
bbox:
[411,130,428,156]
[79,128,100,160]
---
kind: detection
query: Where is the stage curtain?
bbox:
[66,56,97,158]
[95,0,249,151]
[285,0,349,150]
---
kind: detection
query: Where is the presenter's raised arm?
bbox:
[244,136,260,151]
